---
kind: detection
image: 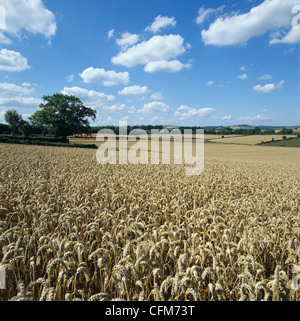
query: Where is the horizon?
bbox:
[0,0,299,127]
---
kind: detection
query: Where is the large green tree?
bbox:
[4,109,23,137]
[30,94,97,139]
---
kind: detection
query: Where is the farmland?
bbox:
[261,138,300,148]
[0,142,299,301]
[208,135,297,145]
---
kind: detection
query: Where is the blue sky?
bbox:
[0,0,299,127]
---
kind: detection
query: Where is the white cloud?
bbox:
[174,105,216,120]
[277,80,285,89]
[116,32,139,48]
[144,59,190,73]
[238,114,269,122]
[61,87,115,108]
[196,5,225,25]
[0,97,41,108]
[111,34,187,72]
[201,0,300,46]
[151,92,164,100]
[253,80,285,93]
[206,81,214,86]
[127,106,136,114]
[238,73,248,79]
[0,49,30,72]
[80,67,130,86]
[0,0,56,44]
[121,115,130,122]
[0,33,11,45]
[0,82,34,96]
[253,83,276,93]
[138,102,170,114]
[259,74,272,80]
[0,82,41,111]
[22,82,36,87]
[270,25,300,44]
[118,85,148,95]
[107,29,115,40]
[145,15,177,33]
[104,103,126,112]
[223,115,232,120]
[66,74,74,82]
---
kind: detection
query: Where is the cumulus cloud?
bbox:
[196,5,225,25]
[206,81,214,86]
[61,87,115,108]
[138,102,170,114]
[259,74,272,80]
[0,82,34,96]
[80,67,130,86]
[0,96,41,108]
[253,83,276,93]
[66,74,74,82]
[201,0,300,46]
[127,106,136,114]
[270,27,300,44]
[0,82,41,110]
[0,49,30,72]
[223,115,232,120]
[111,34,188,73]
[174,105,216,120]
[103,103,126,112]
[151,92,164,100]
[118,85,148,95]
[107,29,115,40]
[145,15,177,33]
[253,80,285,93]
[238,73,248,80]
[144,59,190,73]
[237,114,269,122]
[0,0,56,44]
[116,32,140,48]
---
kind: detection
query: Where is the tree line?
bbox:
[2,94,96,140]
[1,93,296,139]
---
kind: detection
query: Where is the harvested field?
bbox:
[212,135,297,145]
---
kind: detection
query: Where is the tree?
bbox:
[0,123,10,134]
[280,128,293,135]
[19,120,33,138]
[4,110,23,137]
[29,94,97,139]
[253,127,261,135]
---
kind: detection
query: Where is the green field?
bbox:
[261,138,300,147]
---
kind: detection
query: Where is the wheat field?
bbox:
[211,135,297,145]
[0,142,299,301]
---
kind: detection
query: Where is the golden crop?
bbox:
[211,135,297,145]
[0,143,299,301]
